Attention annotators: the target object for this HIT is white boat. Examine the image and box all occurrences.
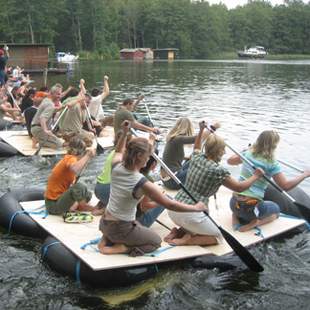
[237,46,267,58]
[56,52,79,63]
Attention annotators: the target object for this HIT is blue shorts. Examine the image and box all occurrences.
[230,195,280,224]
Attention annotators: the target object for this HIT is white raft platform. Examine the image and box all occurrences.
[20,186,305,272]
[0,126,114,156]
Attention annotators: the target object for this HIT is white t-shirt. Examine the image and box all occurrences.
[88,94,104,120]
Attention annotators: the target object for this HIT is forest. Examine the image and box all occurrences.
[0,0,309,59]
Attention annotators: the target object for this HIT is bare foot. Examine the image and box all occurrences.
[91,207,105,216]
[76,203,93,212]
[98,237,107,253]
[32,137,38,149]
[100,243,129,255]
[239,219,259,232]
[169,233,192,245]
[164,227,179,242]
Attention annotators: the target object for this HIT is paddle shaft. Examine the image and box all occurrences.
[278,159,304,173]
[7,88,21,111]
[143,102,154,127]
[131,127,264,272]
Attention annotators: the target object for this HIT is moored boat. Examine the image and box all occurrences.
[237,46,267,58]
[56,52,79,63]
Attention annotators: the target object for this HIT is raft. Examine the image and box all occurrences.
[0,126,114,157]
[42,236,158,287]
[0,184,308,286]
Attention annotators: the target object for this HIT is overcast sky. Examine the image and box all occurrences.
[206,0,304,9]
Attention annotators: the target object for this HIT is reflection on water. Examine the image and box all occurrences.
[1,60,310,309]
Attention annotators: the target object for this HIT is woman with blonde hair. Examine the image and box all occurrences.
[165,122,264,246]
[98,121,208,256]
[228,130,310,232]
[162,117,219,190]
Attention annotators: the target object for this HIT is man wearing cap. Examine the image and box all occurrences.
[31,84,64,149]
[0,45,9,87]
[113,96,160,136]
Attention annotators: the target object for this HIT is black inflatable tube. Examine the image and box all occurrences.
[0,188,47,238]
[264,185,310,222]
[0,141,18,157]
[42,236,158,287]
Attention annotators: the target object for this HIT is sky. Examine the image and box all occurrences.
[205,0,299,9]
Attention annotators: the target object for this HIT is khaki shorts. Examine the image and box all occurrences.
[168,210,221,237]
[31,126,63,149]
[99,218,161,255]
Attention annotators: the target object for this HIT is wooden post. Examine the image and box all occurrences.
[43,68,48,87]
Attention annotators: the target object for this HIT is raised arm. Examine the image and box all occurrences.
[112,120,131,165]
[61,86,73,99]
[133,94,144,109]
[193,121,206,152]
[79,79,86,95]
[101,75,110,100]
[70,148,96,175]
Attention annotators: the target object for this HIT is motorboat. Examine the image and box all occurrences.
[237,46,267,58]
[56,52,79,63]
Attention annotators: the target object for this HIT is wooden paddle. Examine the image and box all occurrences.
[225,143,310,220]
[131,127,264,273]
[143,101,154,127]
[33,106,68,156]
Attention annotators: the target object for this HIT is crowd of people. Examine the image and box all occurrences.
[1,44,310,257]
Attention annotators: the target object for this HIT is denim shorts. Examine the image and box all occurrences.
[230,195,280,224]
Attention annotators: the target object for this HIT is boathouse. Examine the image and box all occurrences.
[153,48,178,60]
[1,43,49,71]
[120,48,153,60]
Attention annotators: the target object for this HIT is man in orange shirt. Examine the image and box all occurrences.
[44,137,96,215]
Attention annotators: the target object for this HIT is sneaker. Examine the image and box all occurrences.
[63,211,94,223]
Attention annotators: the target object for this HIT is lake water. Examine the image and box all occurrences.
[1,59,310,309]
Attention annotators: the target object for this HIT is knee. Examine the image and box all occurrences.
[266,201,280,215]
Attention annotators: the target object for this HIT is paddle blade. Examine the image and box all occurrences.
[294,201,310,221]
[218,226,264,272]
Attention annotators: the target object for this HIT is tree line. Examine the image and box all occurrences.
[0,0,309,59]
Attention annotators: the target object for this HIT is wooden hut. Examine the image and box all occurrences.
[120,48,144,60]
[1,43,49,71]
[153,48,178,60]
[120,48,154,60]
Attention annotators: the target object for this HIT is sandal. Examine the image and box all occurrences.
[63,211,94,223]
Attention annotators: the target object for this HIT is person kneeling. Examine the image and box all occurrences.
[97,121,207,256]
[44,137,96,216]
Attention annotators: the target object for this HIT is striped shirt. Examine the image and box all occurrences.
[238,150,281,200]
